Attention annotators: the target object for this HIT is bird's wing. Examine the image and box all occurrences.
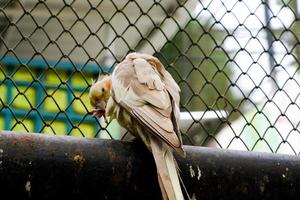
[112,53,183,154]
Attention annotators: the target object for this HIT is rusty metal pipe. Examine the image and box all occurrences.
[0,131,299,200]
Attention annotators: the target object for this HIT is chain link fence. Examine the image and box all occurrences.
[0,0,300,155]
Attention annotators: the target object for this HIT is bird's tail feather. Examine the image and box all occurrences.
[149,136,184,200]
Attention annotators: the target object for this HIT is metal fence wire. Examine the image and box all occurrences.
[0,0,300,155]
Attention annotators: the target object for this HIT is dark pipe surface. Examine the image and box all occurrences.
[0,131,299,200]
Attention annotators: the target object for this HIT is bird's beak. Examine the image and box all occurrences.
[92,109,106,117]
[92,100,106,118]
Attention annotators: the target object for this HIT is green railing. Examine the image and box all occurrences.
[0,55,120,138]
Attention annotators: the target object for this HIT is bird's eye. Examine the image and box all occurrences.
[101,88,105,92]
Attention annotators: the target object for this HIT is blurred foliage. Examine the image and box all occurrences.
[157,20,240,112]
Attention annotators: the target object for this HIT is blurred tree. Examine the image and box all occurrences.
[289,0,300,68]
[157,20,239,112]
[156,19,241,145]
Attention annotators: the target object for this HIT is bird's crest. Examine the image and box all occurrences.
[91,72,110,85]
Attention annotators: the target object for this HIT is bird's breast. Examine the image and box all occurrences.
[112,103,139,138]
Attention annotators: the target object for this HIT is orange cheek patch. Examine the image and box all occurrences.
[105,80,112,90]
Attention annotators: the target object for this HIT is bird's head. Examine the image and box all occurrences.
[89,73,112,117]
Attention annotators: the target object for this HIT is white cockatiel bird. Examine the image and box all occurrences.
[89,52,186,200]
